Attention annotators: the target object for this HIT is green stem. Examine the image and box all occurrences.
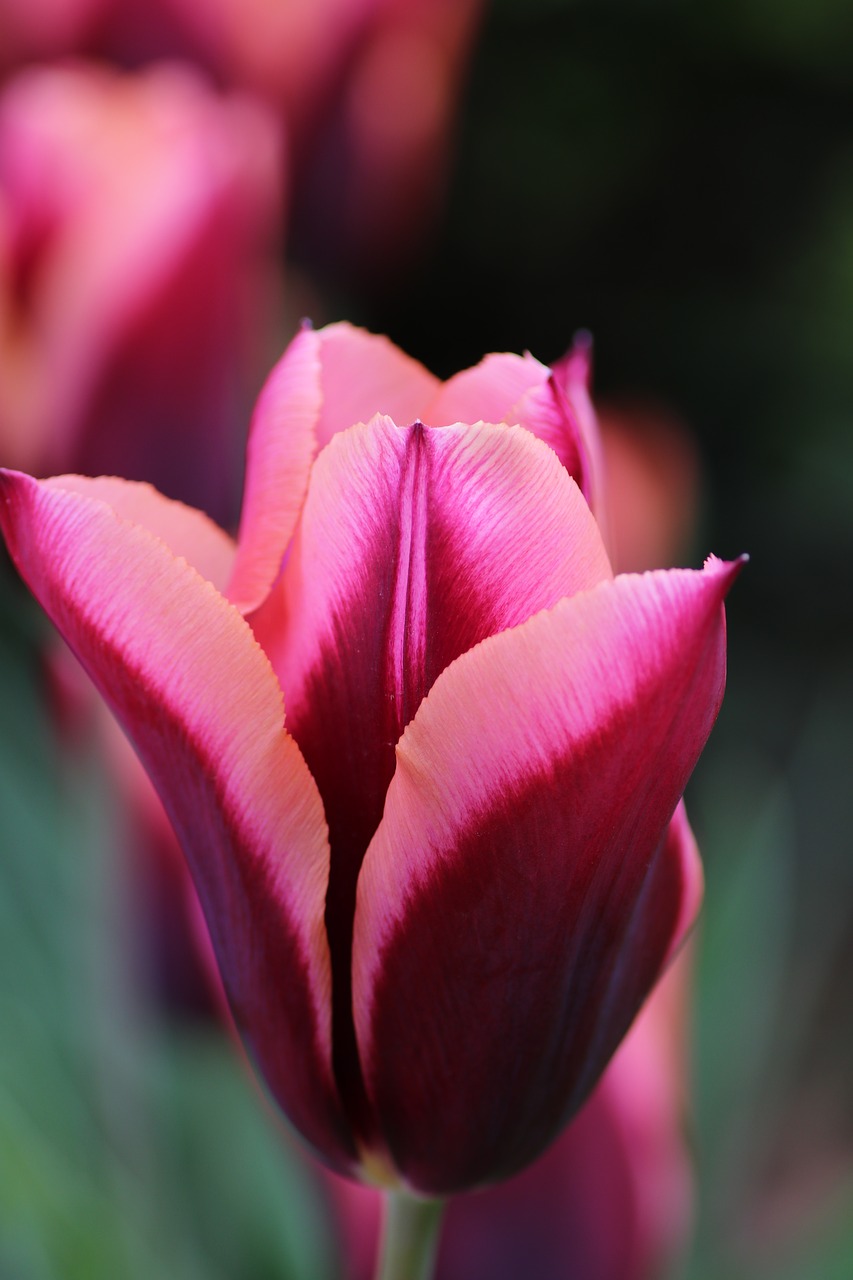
[375,1191,445,1280]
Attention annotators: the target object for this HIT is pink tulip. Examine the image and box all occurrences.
[0,61,282,518]
[129,0,484,148]
[0,321,739,1196]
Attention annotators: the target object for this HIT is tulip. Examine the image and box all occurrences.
[0,321,738,1271]
[0,61,282,520]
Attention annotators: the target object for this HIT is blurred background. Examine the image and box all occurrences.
[1,0,852,1276]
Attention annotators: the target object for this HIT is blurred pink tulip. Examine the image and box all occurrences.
[1,320,738,1197]
[0,0,484,273]
[116,0,485,171]
[0,61,283,519]
[599,399,701,575]
[282,0,486,273]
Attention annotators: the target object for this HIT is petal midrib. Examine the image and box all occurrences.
[389,422,430,731]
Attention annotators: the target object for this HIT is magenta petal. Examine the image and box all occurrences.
[353,558,739,1193]
[227,325,323,613]
[657,800,703,971]
[423,344,605,516]
[45,474,236,592]
[312,322,440,451]
[328,955,693,1280]
[227,322,441,615]
[509,374,601,512]
[256,416,612,1140]
[549,335,607,519]
[424,351,549,430]
[0,469,357,1170]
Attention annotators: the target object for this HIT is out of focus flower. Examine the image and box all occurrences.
[599,398,701,575]
[0,320,738,1199]
[0,0,484,275]
[0,61,283,519]
[113,0,485,248]
[283,0,487,275]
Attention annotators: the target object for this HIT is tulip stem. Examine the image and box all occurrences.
[375,1191,444,1280]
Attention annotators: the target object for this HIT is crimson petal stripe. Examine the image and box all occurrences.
[0,469,357,1171]
[563,798,702,1111]
[353,558,740,1194]
[658,800,703,972]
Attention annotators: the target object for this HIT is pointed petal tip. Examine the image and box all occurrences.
[572,327,594,356]
[556,329,594,388]
[703,552,748,590]
[0,466,33,513]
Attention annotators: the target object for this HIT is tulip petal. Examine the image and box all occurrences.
[312,321,440,451]
[256,416,612,1138]
[45,474,236,592]
[509,373,599,509]
[227,322,441,615]
[353,557,740,1193]
[227,325,323,612]
[424,347,603,511]
[658,800,703,971]
[424,351,548,430]
[0,469,357,1169]
[550,335,607,521]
